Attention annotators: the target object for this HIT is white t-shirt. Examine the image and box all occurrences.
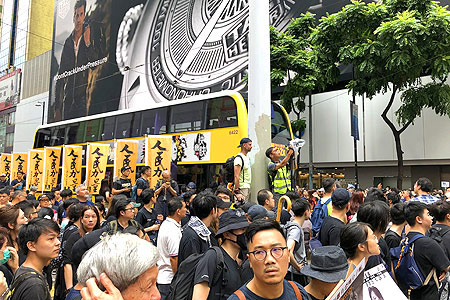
[156,217,182,284]
[234,153,251,189]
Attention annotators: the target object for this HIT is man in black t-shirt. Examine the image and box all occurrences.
[154,170,179,218]
[398,201,450,300]
[318,188,350,246]
[192,209,249,300]
[136,166,151,205]
[12,218,60,300]
[112,166,133,198]
[10,171,25,191]
[428,200,450,260]
[178,192,219,266]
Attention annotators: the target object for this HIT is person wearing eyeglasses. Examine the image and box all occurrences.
[103,199,148,243]
[228,219,308,300]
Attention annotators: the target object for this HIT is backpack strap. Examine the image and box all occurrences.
[236,154,245,181]
[324,197,332,205]
[423,268,439,289]
[211,246,225,285]
[233,290,246,300]
[288,281,303,299]
[9,271,50,299]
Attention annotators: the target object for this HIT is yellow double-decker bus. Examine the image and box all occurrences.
[33,91,293,188]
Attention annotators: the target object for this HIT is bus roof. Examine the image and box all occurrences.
[38,90,244,130]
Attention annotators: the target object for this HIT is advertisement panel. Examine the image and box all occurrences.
[0,70,21,111]
[49,0,144,123]
[49,0,316,123]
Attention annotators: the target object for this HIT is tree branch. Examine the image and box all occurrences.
[381,85,399,134]
[398,119,413,135]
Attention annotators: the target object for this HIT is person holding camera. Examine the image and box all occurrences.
[154,170,179,219]
[265,146,295,200]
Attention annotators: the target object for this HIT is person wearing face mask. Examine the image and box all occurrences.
[0,226,18,290]
[192,209,249,300]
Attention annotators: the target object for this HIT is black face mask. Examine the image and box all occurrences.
[227,232,247,251]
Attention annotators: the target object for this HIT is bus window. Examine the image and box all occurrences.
[116,113,141,139]
[34,129,51,148]
[271,103,292,145]
[101,116,115,141]
[141,107,167,135]
[131,112,141,137]
[170,102,203,133]
[76,122,87,143]
[65,123,79,144]
[50,127,65,146]
[85,119,103,142]
[206,97,238,129]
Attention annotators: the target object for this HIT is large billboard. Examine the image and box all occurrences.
[50,0,402,123]
[0,69,20,111]
[49,0,143,123]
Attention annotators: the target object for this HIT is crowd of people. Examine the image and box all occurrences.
[0,140,449,300]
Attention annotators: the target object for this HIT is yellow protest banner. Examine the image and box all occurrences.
[0,154,12,180]
[27,150,44,191]
[62,146,83,193]
[86,144,109,194]
[114,140,138,185]
[42,147,62,191]
[11,153,28,183]
[145,136,172,188]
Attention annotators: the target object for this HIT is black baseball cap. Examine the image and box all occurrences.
[238,138,252,148]
[121,166,131,173]
[331,188,351,207]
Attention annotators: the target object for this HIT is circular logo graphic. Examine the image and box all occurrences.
[119,0,311,108]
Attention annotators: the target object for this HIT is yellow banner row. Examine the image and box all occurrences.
[0,136,172,193]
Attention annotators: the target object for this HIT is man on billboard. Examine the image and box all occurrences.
[55,0,102,120]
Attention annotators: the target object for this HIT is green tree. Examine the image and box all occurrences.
[270,13,329,136]
[312,0,450,188]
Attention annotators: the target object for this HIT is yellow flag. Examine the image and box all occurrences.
[145,136,172,188]
[62,146,83,193]
[27,150,44,190]
[0,154,12,180]
[11,153,28,182]
[43,147,62,192]
[86,144,110,194]
[114,140,138,185]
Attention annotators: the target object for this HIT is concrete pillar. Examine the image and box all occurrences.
[248,0,272,202]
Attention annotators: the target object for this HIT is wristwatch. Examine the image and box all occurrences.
[116,0,311,109]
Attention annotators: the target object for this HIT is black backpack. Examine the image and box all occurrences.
[428,225,450,257]
[167,247,225,300]
[223,155,244,184]
[6,271,50,300]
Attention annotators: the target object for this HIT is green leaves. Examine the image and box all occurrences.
[270,0,450,136]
